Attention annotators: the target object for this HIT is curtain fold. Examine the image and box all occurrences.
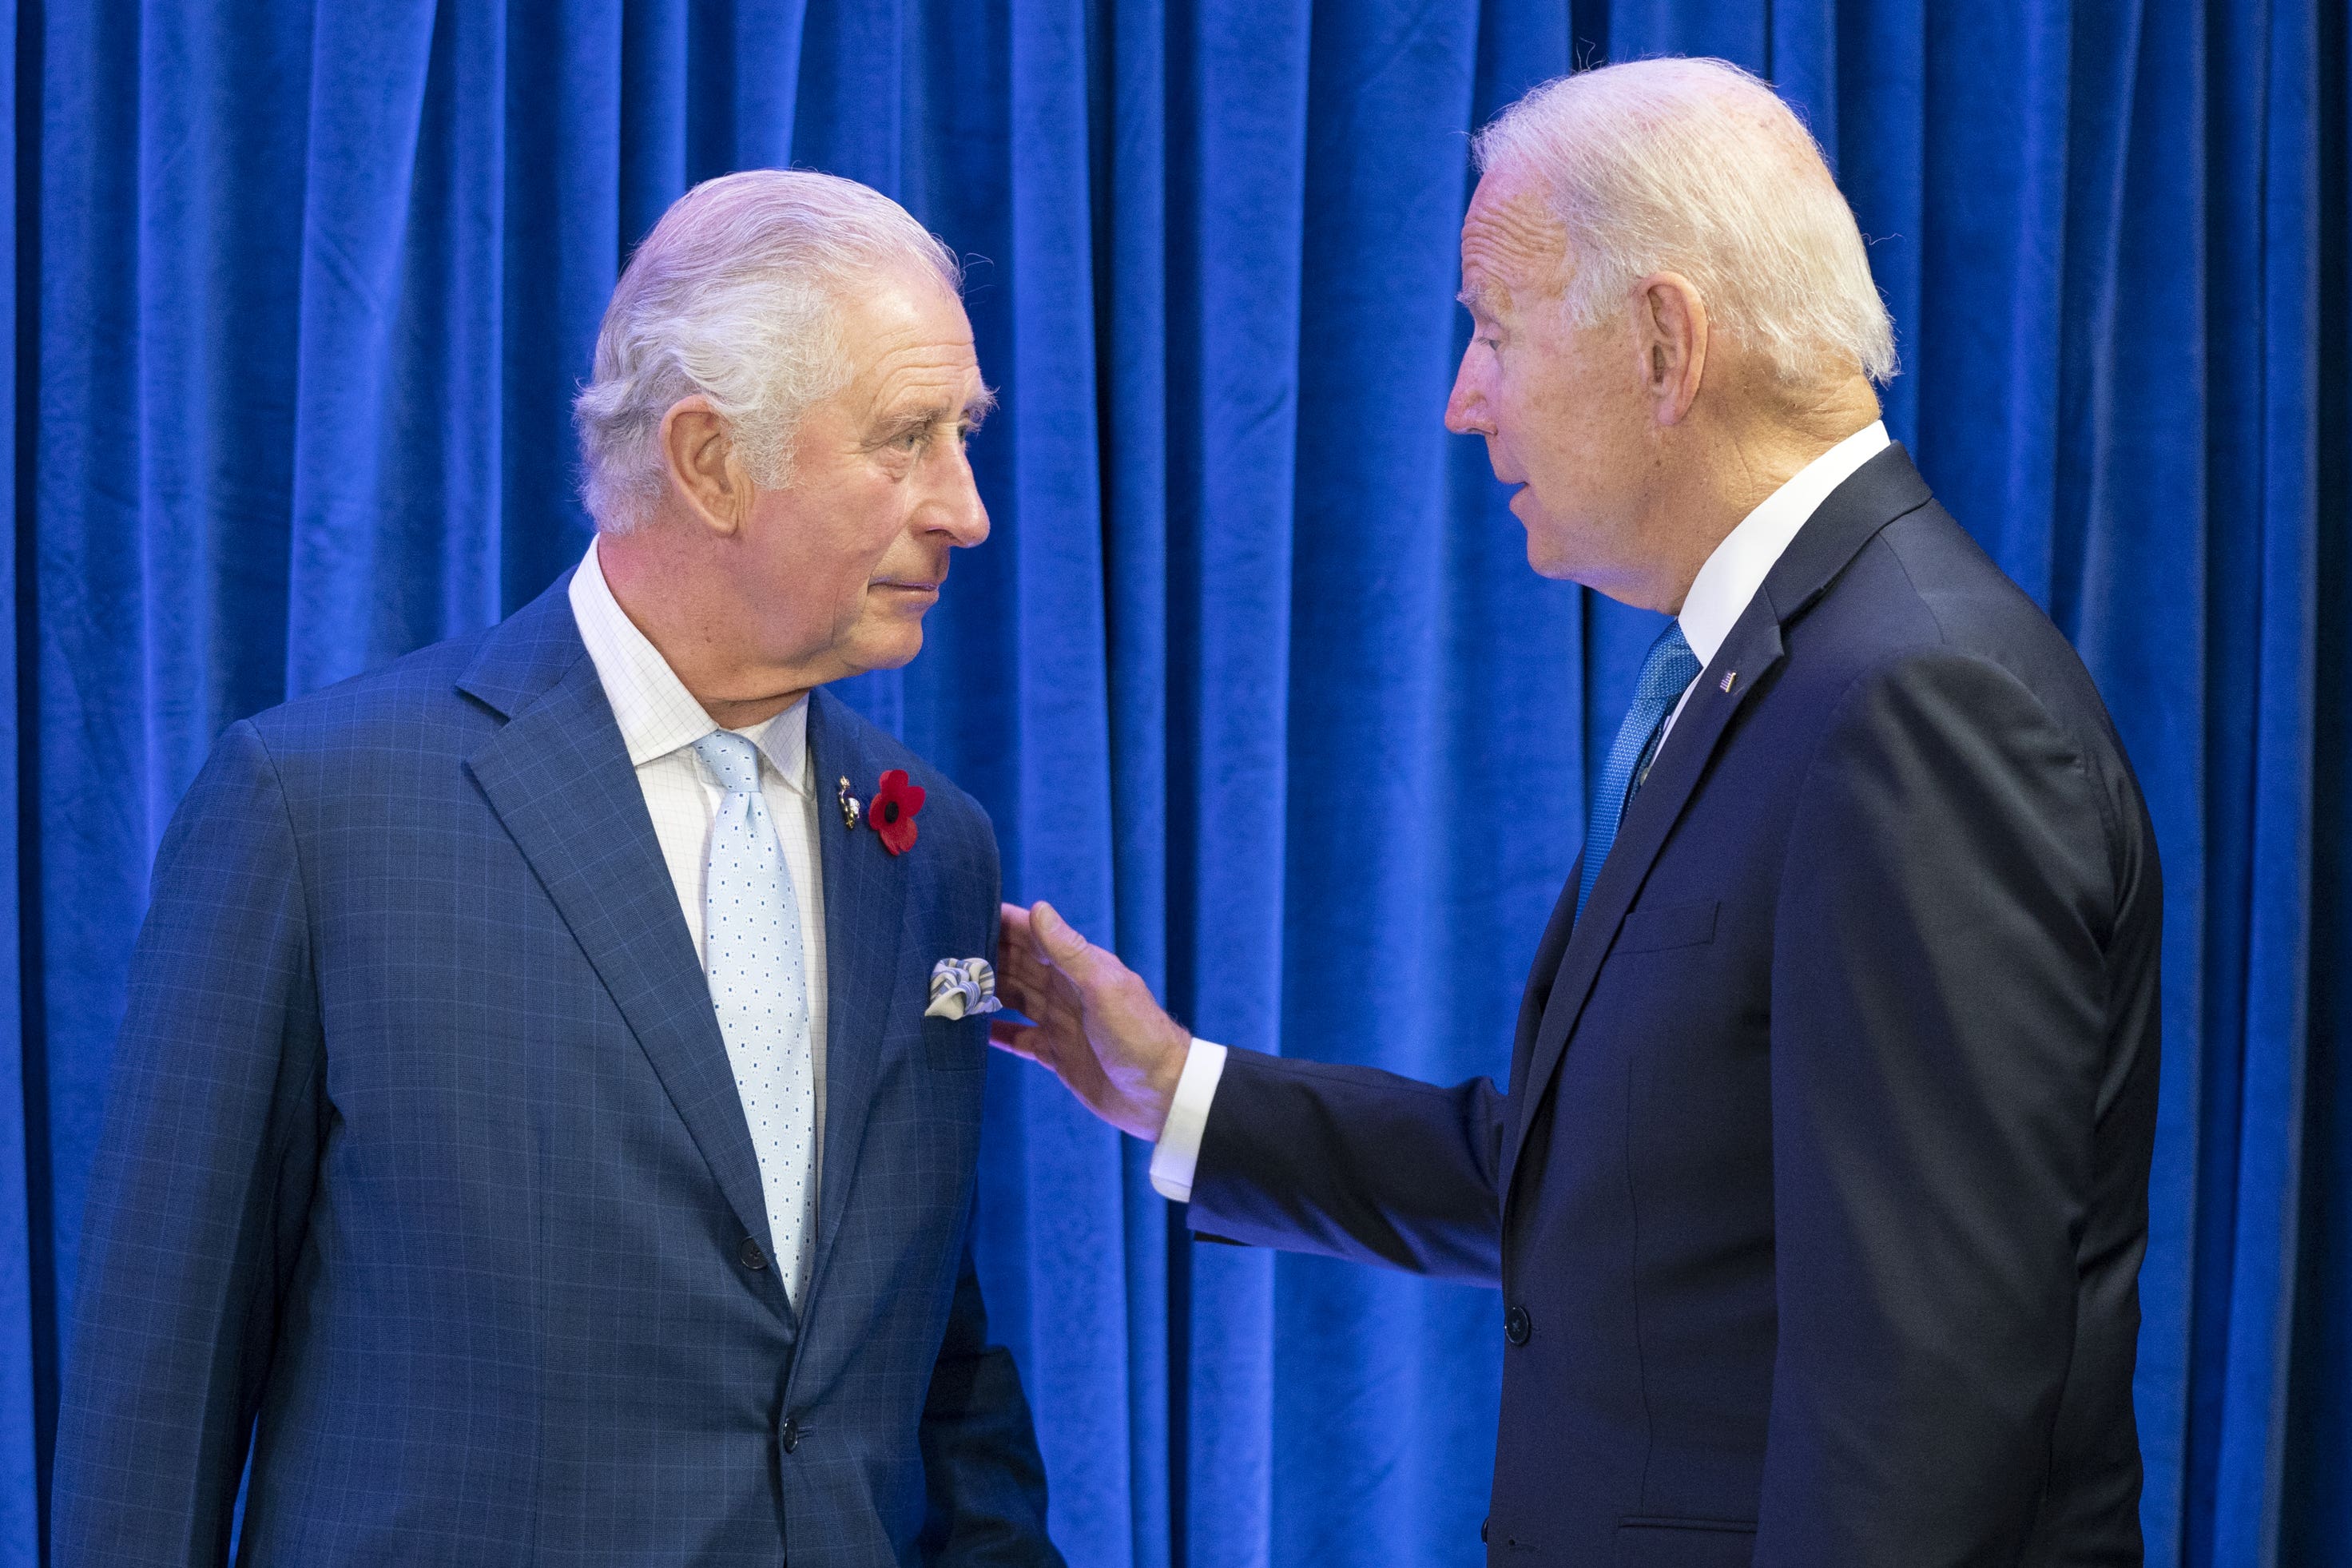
[7,2,2345,1565]
[0,0,29,1555]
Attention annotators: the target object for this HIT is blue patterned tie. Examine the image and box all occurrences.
[1576,623,1702,923]
[693,730,817,1306]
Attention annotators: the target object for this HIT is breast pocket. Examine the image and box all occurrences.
[1612,898,1719,955]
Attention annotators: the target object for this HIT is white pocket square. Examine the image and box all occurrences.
[926,957,1003,1020]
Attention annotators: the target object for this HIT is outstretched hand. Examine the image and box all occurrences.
[989,901,1193,1141]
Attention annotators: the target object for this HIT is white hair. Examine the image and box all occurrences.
[1472,58,1897,388]
[574,169,963,533]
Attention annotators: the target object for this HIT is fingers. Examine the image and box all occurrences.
[996,903,1032,967]
[1027,900,1093,971]
[994,907,1055,1002]
[988,1018,1042,1061]
[995,933,1047,992]
[995,982,1048,1029]
[996,899,1111,1033]
[991,935,1055,1013]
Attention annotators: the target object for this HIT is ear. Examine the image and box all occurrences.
[1634,272,1709,428]
[659,395,753,537]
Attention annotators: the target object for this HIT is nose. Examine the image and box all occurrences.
[1444,346,1489,436]
[926,438,991,548]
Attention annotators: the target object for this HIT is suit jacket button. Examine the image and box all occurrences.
[1504,1305,1531,1346]
[739,1237,768,1271]
[781,1417,802,1453]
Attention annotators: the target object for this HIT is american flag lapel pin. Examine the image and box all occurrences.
[1719,670,1738,693]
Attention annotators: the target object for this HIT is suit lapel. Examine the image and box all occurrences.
[1499,444,1940,1197]
[1502,867,1583,1124]
[801,689,910,1308]
[457,581,782,1279]
[1500,609,1785,1195]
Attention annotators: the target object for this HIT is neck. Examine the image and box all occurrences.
[1640,375,1879,615]
[596,524,812,730]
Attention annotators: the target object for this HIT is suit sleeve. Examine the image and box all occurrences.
[1182,867,1581,1280]
[1185,1052,1510,1282]
[51,720,326,1566]
[1756,650,2124,1565]
[916,1229,1063,1565]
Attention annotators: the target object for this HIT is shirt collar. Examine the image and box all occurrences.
[567,538,810,793]
[1675,420,1891,670]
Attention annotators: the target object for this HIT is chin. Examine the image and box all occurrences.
[1520,500,1605,584]
[1524,536,1584,582]
[846,626,926,674]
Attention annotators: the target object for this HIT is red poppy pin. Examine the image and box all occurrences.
[868,769,925,856]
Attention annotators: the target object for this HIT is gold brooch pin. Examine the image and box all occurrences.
[836,776,861,829]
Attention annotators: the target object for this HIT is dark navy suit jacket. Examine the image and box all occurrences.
[54,578,1061,1566]
[1190,448,2161,1567]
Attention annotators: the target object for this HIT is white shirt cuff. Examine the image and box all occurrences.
[1147,1038,1230,1202]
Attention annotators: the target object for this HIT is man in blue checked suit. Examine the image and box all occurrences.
[54,172,1061,1566]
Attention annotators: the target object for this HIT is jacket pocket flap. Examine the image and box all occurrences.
[1613,899,1719,955]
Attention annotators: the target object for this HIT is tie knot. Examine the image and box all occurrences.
[693,730,764,796]
[1637,623,1702,703]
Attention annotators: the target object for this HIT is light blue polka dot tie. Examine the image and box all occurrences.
[1576,622,1702,923]
[693,730,816,1307]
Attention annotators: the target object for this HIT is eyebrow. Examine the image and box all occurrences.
[864,386,999,448]
[1456,282,1500,318]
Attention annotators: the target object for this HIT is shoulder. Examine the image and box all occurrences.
[1810,641,2083,780]
[1790,511,2096,786]
[238,625,504,767]
[1779,510,2149,877]
[1786,501,2133,784]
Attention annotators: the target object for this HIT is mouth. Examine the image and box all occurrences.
[870,578,943,602]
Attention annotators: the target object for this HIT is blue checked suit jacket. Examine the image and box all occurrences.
[53,577,1062,1566]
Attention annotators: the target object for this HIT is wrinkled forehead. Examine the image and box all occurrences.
[1457,165,1571,318]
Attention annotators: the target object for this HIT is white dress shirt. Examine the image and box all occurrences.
[569,540,831,1196]
[1148,422,1893,1201]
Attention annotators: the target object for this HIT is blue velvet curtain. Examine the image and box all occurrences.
[6,1,2345,1564]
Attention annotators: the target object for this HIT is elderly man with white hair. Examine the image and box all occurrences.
[998,58,2159,1566]
[54,171,1063,1566]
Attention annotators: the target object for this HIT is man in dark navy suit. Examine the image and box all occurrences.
[55,172,1061,1565]
[994,58,2159,1567]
